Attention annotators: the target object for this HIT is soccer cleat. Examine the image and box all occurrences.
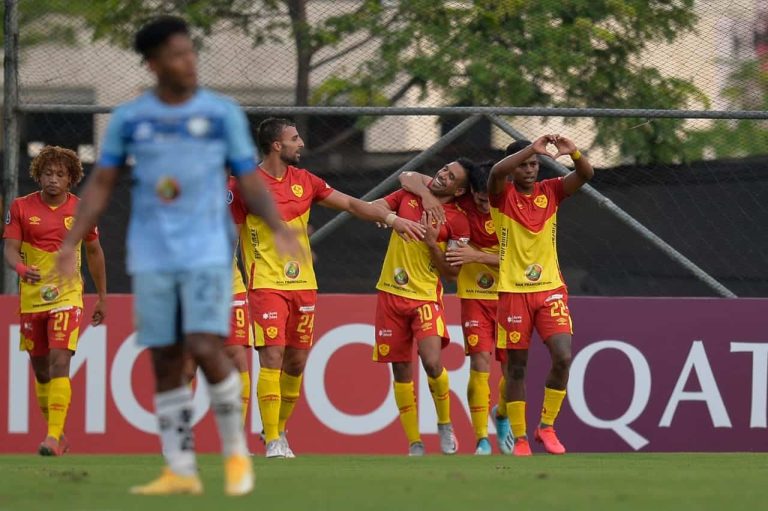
[129,467,203,495]
[408,441,425,456]
[279,432,296,458]
[513,437,533,457]
[38,436,62,456]
[224,454,254,496]
[265,439,286,458]
[437,423,459,455]
[474,437,492,456]
[492,405,514,455]
[59,433,71,454]
[535,426,566,454]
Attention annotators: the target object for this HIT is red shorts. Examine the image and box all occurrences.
[19,307,83,356]
[374,291,449,363]
[226,293,252,347]
[496,287,573,350]
[461,298,497,355]
[248,289,317,350]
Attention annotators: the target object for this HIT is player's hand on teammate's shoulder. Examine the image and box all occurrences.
[445,242,477,266]
[392,216,426,242]
[91,298,106,326]
[420,211,440,246]
[273,223,307,261]
[420,192,446,225]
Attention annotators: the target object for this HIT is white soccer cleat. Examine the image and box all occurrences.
[437,423,459,455]
[265,439,285,458]
[279,432,295,458]
[408,441,425,456]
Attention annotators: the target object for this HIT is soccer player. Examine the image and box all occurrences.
[371,159,473,456]
[56,17,299,496]
[3,146,107,456]
[231,117,425,459]
[400,162,514,455]
[488,135,594,456]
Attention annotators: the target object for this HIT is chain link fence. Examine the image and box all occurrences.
[2,0,768,297]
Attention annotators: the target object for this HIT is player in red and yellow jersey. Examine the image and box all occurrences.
[372,159,474,456]
[400,162,514,455]
[2,146,107,456]
[231,118,424,458]
[489,135,593,456]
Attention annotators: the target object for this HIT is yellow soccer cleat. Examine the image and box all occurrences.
[129,467,203,496]
[224,455,254,496]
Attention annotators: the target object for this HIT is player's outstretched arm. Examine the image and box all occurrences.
[446,244,499,267]
[489,135,554,194]
[422,211,460,281]
[58,168,120,279]
[553,135,594,195]
[321,191,426,241]
[84,238,107,325]
[399,172,446,225]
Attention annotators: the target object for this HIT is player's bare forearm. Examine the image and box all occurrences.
[85,240,108,299]
[476,251,499,267]
[3,239,23,269]
[64,168,118,249]
[347,197,393,223]
[426,242,459,281]
[399,172,431,198]
[238,170,285,232]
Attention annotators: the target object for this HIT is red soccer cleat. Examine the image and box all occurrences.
[38,436,63,456]
[512,437,532,457]
[59,433,70,454]
[535,426,566,454]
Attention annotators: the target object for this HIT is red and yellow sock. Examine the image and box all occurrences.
[239,371,251,428]
[507,401,526,439]
[278,372,303,433]
[467,370,490,440]
[34,379,50,424]
[428,368,451,425]
[257,367,281,443]
[496,376,508,418]
[47,377,71,440]
[540,387,567,427]
[393,381,420,444]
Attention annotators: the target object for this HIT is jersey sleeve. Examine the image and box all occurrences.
[448,209,471,242]
[97,107,127,169]
[2,199,23,240]
[308,171,334,202]
[383,189,407,211]
[544,177,567,205]
[227,178,248,224]
[489,181,513,208]
[223,102,258,177]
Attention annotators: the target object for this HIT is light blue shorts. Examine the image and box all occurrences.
[132,265,231,347]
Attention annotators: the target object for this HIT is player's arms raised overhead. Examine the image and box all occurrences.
[446,244,499,267]
[3,238,41,283]
[399,171,446,225]
[320,190,426,242]
[421,211,460,281]
[552,135,594,195]
[57,167,120,279]
[84,238,107,325]
[489,135,554,194]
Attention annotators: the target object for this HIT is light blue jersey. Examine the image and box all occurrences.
[98,88,256,274]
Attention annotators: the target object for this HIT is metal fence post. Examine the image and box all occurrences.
[3,0,20,294]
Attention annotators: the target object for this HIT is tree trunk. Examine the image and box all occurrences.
[286,0,312,144]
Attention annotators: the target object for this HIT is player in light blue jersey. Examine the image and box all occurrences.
[57,17,300,497]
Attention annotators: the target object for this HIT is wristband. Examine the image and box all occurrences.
[14,262,28,277]
[385,213,398,227]
[571,150,582,161]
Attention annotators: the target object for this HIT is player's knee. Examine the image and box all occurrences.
[509,363,527,381]
[552,353,572,375]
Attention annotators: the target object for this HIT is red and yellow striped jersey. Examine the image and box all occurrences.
[231,166,333,291]
[490,178,567,293]
[455,194,499,300]
[376,189,470,301]
[3,192,98,313]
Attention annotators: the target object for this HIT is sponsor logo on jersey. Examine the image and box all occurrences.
[299,305,315,313]
[29,216,41,225]
[284,261,300,280]
[476,272,495,290]
[408,199,418,209]
[524,263,543,282]
[4,210,10,225]
[464,320,480,328]
[393,267,409,286]
[262,311,278,320]
[378,329,393,338]
[40,285,60,302]
[156,177,181,202]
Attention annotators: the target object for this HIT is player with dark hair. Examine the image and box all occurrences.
[372,159,473,455]
[234,117,425,458]
[488,135,593,456]
[3,145,107,456]
[57,17,300,496]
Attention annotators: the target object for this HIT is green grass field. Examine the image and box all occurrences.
[0,453,765,511]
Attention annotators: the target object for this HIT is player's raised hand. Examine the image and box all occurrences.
[56,245,78,281]
[553,135,578,160]
[420,192,446,225]
[273,224,307,261]
[420,211,440,246]
[531,134,557,157]
[393,216,426,242]
[446,243,479,266]
[91,298,106,326]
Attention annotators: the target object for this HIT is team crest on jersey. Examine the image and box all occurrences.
[29,216,41,225]
[156,176,181,202]
[509,331,521,343]
[133,122,154,141]
[484,219,495,234]
[378,344,390,356]
[266,326,279,339]
[524,263,543,282]
[291,184,304,198]
[534,194,548,208]
[467,334,479,347]
[187,117,210,137]
[64,216,74,230]
[40,285,60,303]
[284,261,300,280]
[393,267,409,286]
[476,272,495,290]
